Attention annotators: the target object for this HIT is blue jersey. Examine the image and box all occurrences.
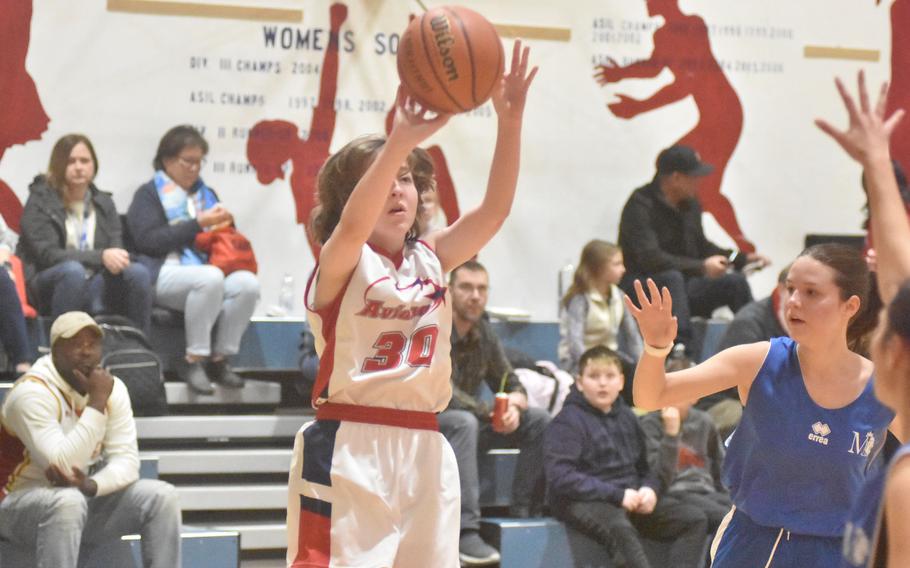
[723,337,893,537]
[841,444,910,567]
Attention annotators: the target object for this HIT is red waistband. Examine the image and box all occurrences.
[315,402,439,431]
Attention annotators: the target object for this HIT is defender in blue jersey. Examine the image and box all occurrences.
[840,284,910,568]
[625,243,898,567]
[815,69,910,568]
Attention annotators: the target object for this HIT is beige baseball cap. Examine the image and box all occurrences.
[49,311,103,347]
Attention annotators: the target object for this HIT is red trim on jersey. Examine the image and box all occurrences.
[307,270,350,406]
[316,402,439,431]
[415,239,435,253]
[290,509,331,567]
[416,238,451,273]
[367,242,404,268]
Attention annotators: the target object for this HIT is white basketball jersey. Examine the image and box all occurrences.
[306,241,452,412]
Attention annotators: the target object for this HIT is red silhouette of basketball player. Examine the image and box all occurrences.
[0,0,50,232]
[247,3,347,259]
[595,0,754,253]
[884,0,910,164]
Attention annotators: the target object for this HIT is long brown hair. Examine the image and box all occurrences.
[561,240,622,308]
[46,134,98,194]
[310,135,435,244]
[797,243,870,351]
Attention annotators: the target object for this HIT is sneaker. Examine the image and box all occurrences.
[206,359,244,389]
[459,530,500,566]
[181,360,214,395]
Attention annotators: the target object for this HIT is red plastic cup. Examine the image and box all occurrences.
[492,392,509,430]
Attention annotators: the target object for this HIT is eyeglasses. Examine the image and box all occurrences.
[455,283,489,295]
[178,156,206,169]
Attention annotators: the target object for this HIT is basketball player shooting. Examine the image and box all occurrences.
[286,38,536,568]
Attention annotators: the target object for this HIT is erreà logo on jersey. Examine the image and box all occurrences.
[808,421,831,445]
[356,276,447,320]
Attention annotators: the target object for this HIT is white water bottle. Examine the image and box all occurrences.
[558,263,574,302]
[278,273,295,316]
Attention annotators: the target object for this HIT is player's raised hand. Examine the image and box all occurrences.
[389,86,451,149]
[492,39,538,122]
[624,278,678,350]
[815,70,904,166]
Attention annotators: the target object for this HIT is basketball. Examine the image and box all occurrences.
[397,6,504,114]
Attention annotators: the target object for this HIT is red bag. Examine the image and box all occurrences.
[7,254,37,318]
[194,227,258,275]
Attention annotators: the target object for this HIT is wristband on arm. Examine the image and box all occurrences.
[643,342,673,358]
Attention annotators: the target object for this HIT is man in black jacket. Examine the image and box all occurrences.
[618,145,769,349]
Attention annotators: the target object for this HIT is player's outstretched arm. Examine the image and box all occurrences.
[625,278,766,410]
[314,92,450,308]
[433,39,538,272]
[816,70,909,304]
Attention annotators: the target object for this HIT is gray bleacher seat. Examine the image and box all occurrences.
[481,517,710,568]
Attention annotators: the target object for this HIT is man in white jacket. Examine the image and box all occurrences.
[0,311,180,567]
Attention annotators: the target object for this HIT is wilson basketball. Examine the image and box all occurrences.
[397,6,504,114]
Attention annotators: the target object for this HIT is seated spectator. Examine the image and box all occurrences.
[440,260,550,566]
[640,384,731,534]
[544,345,707,568]
[127,125,260,394]
[0,311,181,567]
[559,239,642,404]
[0,213,31,374]
[17,134,152,332]
[694,265,790,438]
[618,144,770,353]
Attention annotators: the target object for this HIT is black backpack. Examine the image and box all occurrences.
[96,316,168,417]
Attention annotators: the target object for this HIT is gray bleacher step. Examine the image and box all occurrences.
[164,379,281,405]
[142,448,293,474]
[136,414,306,440]
[1,526,241,567]
[176,483,287,511]
[186,521,286,551]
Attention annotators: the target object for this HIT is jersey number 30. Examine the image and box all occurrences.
[362,325,439,372]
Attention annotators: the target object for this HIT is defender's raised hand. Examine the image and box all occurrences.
[815,70,905,166]
[624,278,678,351]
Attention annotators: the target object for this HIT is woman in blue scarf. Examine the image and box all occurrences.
[127,125,259,394]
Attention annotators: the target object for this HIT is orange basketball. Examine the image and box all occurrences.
[397,6,504,114]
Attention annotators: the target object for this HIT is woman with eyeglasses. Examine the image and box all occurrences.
[18,134,152,333]
[127,125,259,394]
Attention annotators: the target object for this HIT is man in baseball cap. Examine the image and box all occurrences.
[619,145,768,353]
[655,145,715,178]
[49,310,103,347]
[0,311,181,566]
